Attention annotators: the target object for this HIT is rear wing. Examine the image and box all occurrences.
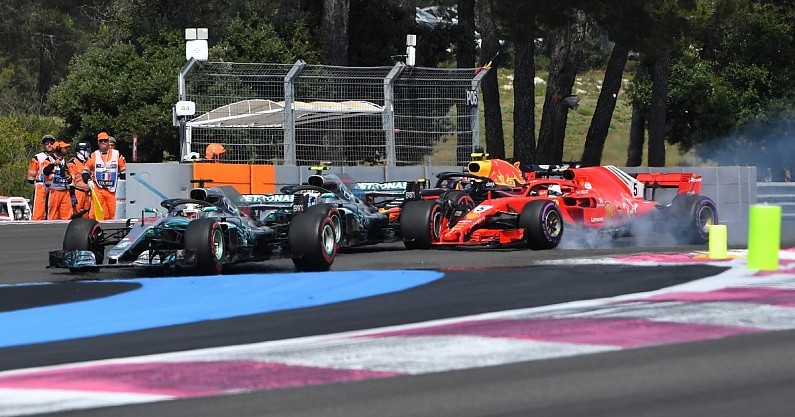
[634,172,703,195]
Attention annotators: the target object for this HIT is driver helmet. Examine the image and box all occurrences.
[459,176,474,189]
[75,141,92,162]
[182,203,201,219]
[548,184,563,196]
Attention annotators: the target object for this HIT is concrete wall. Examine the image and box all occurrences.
[273,165,463,191]
[124,163,761,246]
[124,163,193,217]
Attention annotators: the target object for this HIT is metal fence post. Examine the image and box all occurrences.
[283,60,306,165]
[178,58,198,159]
[470,67,490,153]
[383,62,405,166]
[178,58,198,100]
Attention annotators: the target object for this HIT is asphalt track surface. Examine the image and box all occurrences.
[1,222,794,417]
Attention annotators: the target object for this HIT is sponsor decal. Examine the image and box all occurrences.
[590,217,604,223]
[583,182,592,189]
[356,182,408,192]
[245,194,293,203]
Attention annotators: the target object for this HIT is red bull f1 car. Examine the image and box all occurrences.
[401,157,717,250]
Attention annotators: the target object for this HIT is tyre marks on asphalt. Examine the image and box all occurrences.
[2,250,795,416]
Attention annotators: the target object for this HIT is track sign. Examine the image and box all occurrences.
[466,89,479,106]
[175,101,196,117]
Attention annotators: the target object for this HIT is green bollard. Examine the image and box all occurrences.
[747,204,781,270]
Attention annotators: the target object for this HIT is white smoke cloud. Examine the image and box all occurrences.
[694,115,795,182]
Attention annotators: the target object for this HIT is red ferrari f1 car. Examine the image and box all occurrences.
[400,157,717,250]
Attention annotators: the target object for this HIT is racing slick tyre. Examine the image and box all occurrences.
[518,200,564,250]
[305,203,343,245]
[289,211,338,272]
[441,191,475,227]
[401,199,442,250]
[670,194,718,245]
[63,218,104,273]
[184,218,225,274]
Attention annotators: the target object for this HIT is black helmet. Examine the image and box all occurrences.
[75,141,92,162]
[41,135,56,145]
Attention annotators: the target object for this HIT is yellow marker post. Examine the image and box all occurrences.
[708,224,728,259]
[747,204,781,270]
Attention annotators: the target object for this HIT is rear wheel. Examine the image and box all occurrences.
[289,212,337,272]
[63,218,104,272]
[184,218,225,274]
[670,194,717,244]
[401,200,442,249]
[518,200,563,250]
[305,203,343,245]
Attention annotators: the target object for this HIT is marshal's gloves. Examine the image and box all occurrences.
[82,172,91,184]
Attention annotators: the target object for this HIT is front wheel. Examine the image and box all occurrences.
[518,200,563,250]
[184,218,225,274]
[63,217,104,272]
[401,200,442,249]
[289,212,338,272]
[441,190,475,228]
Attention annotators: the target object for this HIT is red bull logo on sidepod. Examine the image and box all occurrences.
[467,159,526,187]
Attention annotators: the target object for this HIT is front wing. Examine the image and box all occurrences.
[48,249,200,271]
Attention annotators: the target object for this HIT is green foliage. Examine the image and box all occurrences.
[47,32,185,162]
[665,0,795,164]
[666,47,741,150]
[715,1,795,93]
[211,16,320,64]
[0,115,63,199]
[0,0,91,114]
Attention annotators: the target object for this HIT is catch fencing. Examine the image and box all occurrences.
[178,59,488,166]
